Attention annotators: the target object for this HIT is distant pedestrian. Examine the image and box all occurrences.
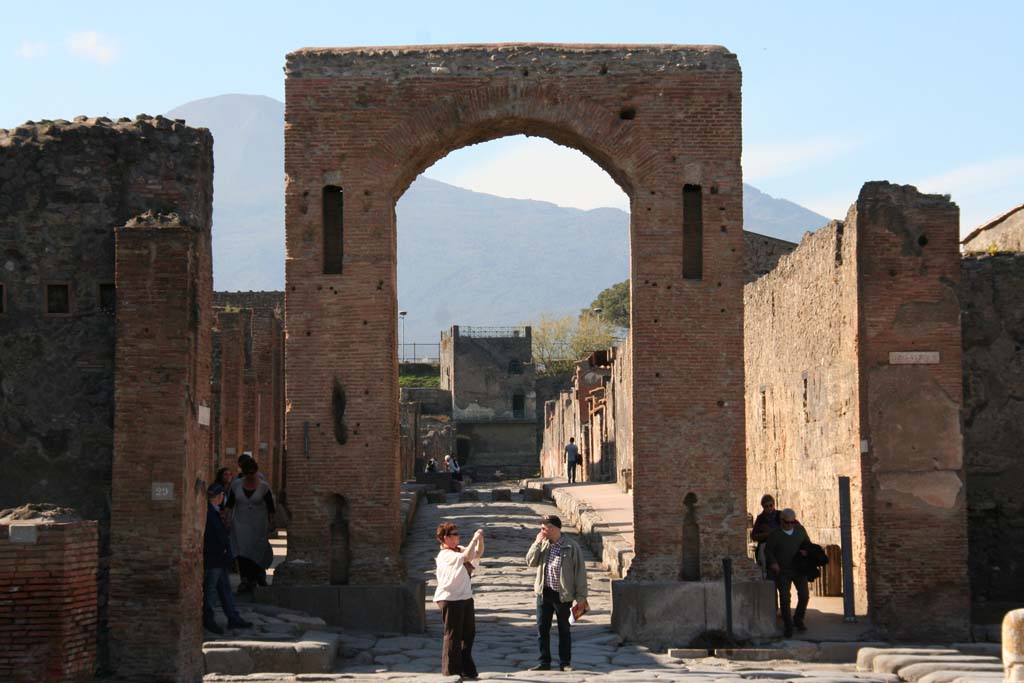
[526,515,588,672]
[425,458,438,473]
[444,454,463,482]
[433,522,484,680]
[750,494,781,575]
[227,458,276,592]
[564,438,579,483]
[765,507,811,638]
[203,483,252,634]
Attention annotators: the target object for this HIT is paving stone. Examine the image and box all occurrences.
[897,662,1003,682]
[670,648,713,659]
[816,643,890,664]
[261,622,301,635]
[919,670,1006,683]
[374,653,412,664]
[204,646,255,675]
[856,649,959,672]
[872,655,998,674]
[492,489,513,502]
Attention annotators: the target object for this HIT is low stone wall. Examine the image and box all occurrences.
[0,517,98,682]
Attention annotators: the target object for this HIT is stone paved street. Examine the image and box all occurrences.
[207,486,905,682]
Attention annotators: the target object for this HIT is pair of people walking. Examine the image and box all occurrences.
[431,514,589,678]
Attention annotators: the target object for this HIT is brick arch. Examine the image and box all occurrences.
[373,81,663,202]
[282,46,751,624]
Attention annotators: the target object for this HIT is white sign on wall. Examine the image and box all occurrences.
[889,351,940,365]
[197,405,211,426]
[151,482,174,501]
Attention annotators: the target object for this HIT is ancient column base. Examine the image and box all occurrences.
[253,580,426,634]
[611,579,777,648]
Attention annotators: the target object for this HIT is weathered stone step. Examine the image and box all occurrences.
[203,630,340,675]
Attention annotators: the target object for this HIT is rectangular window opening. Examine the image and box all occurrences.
[682,184,704,280]
[759,388,768,431]
[802,374,809,423]
[99,283,116,315]
[45,283,71,316]
[0,283,5,315]
[512,394,525,419]
[323,185,344,274]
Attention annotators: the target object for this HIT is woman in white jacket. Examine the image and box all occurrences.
[433,522,484,679]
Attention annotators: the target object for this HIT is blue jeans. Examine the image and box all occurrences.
[536,587,572,666]
[204,566,242,623]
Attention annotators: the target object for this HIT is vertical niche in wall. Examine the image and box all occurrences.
[327,494,351,585]
[680,492,701,580]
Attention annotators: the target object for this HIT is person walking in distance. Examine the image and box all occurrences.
[525,515,588,672]
[564,437,579,483]
[765,507,811,638]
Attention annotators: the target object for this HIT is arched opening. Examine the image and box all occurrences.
[396,132,631,483]
[326,494,351,585]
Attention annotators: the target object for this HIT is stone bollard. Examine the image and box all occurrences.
[491,488,512,502]
[1004,608,1024,682]
[521,488,544,503]
[459,490,481,502]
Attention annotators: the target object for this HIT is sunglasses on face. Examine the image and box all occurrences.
[448,531,460,537]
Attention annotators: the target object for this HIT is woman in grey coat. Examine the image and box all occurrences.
[227,458,276,592]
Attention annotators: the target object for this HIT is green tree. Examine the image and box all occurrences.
[586,279,630,329]
[531,312,617,376]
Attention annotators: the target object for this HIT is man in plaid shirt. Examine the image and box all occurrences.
[525,515,589,671]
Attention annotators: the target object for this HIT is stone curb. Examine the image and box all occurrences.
[518,478,633,578]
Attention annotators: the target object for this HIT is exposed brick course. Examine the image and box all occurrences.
[284,43,748,583]
[0,519,98,682]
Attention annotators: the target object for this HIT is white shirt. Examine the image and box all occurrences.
[433,537,483,602]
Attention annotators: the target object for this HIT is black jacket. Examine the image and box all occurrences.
[203,503,234,569]
[793,541,829,580]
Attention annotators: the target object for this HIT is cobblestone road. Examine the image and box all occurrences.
[208,487,899,682]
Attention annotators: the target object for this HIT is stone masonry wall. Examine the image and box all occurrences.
[0,518,98,683]
[960,254,1024,604]
[962,205,1024,254]
[743,230,798,282]
[744,219,868,612]
[0,116,213,678]
[743,182,969,641]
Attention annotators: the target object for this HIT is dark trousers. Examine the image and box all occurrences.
[237,556,267,588]
[566,461,577,483]
[776,571,809,628]
[437,598,477,677]
[537,587,572,666]
[203,566,242,624]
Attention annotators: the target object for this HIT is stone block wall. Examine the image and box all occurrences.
[962,204,1024,254]
[0,116,214,677]
[960,254,1024,604]
[441,326,536,421]
[0,517,98,682]
[743,230,798,282]
[743,182,969,641]
[744,219,866,610]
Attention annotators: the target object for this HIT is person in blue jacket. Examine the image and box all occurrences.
[203,483,252,634]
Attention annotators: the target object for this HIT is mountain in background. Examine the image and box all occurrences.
[168,94,830,343]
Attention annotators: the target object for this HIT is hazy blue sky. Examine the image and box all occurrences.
[3,1,1021,231]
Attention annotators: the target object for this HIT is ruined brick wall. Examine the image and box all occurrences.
[0,116,213,676]
[110,209,213,679]
[856,183,968,640]
[215,291,285,486]
[0,517,98,683]
[609,336,633,491]
[962,204,1024,254]
[744,219,867,611]
[284,44,747,583]
[743,182,969,640]
[743,231,798,282]
[960,254,1024,604]
[539,346,631,486]
[445,327,535,421]
[216,309,250,469]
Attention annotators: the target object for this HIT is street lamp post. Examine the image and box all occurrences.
[399,310,407,362]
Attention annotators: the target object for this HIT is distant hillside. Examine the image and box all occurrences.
[168,94,828,342]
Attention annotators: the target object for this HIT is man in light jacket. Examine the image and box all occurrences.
[525,514,589,672]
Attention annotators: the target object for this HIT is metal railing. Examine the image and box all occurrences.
[399,343,440,362]
[459,326,529,338]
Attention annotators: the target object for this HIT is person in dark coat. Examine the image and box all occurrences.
[203,483,252,634]
[750,494,781,576]
[764,507,811,638]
